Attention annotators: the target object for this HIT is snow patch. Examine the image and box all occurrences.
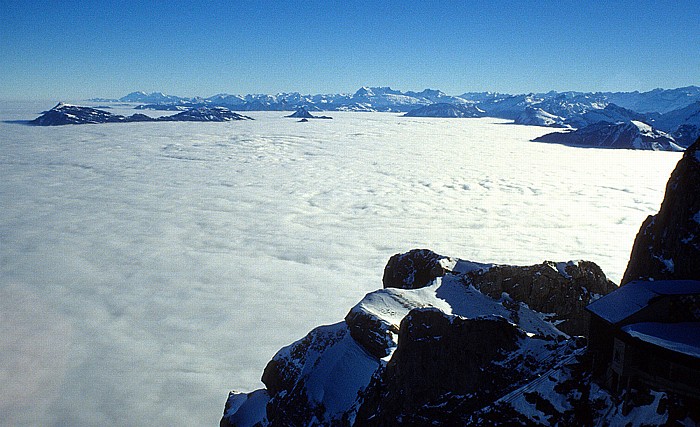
[622,322,700,358]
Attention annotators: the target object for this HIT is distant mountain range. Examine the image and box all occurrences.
[92,86,700,116]
[88,86,700,144]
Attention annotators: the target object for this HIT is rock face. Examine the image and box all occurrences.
[381,249,451,290]
[221,249,619,426]
[257,322,378,426]
[355,309,528,425]
[381,250,615,336]
[533,120,683,151]
[622,137,700,284]
[403,102,484,118]
[30,103,252,125]
[466,261,616,336]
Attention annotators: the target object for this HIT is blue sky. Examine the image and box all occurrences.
[1,0,699,100]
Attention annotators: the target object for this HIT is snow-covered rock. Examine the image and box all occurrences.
[30,104,252,125]
[654,101,700,135]
[573,103,659,129]
[160,106,253,122]
[119,91,188,104]
[403,102,485,118]
[533,121,683,151]
[221,253,615,426]
[476,93,544,120]
[515,107,569,128]
[96,86,700,123]
[29,103,155,125]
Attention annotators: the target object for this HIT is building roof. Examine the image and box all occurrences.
[622,322,700,359]
[586,280,700,325]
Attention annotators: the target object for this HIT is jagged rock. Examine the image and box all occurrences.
[383,249,615,336]
[465,260,616,336]
[221,390,269,427]
[533,121,683,151]
[354,308,575,426]
[382,249,450,290]
[622,137,700,284]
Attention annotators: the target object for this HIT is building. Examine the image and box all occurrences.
[586,280,700,398]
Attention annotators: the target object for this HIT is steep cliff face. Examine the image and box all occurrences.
[622,137,700,284]
[221,253,614,426]
[465,261,616,336]
[354,309,579,426]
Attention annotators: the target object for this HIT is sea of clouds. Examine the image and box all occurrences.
[0,104,681,425]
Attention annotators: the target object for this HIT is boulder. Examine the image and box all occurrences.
[382,249,450,290]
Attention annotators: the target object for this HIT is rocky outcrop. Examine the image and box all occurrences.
[465,261,616,336]
[533,120,683,151]
[354,308,585,426]
[622,137,700,284]
[403,103,485,118]
[355,310,521,425]
[258,322,378,426]
[30,103,252,126]
[381,249,451,290]
[221,248,619,426]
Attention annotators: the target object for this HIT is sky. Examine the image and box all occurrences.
[1,0,699,100]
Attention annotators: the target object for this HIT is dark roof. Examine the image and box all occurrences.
[622,322,700,359]
[586,280,700,325]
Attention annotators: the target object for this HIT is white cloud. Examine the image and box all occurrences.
[0,107,681,425]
